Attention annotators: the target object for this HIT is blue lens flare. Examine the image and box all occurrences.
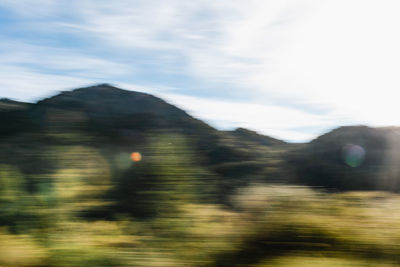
[342,144,366,167]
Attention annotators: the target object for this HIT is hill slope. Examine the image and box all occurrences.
[0,84,290,207]
[290,125,400,191]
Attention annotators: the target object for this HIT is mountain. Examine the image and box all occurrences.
[0,84,290,207]
[289,125,400,191]
[24,84,288,163]
[3,83,400,221]
[21,84,215,138]
[5,84,400,198]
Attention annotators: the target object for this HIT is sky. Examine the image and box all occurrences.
[1,0,400,142]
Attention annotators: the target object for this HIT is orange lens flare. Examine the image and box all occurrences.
[130,152,142,162]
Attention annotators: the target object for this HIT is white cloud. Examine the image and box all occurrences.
[0,42,133,77]
[0,40,136,101]
[67,1,400,121]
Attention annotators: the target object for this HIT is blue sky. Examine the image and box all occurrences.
[1,0,400,142]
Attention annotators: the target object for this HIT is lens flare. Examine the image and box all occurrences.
[342,144,366,167]
[130,152,142,162]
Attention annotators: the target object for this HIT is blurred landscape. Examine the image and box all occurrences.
[2,83,400,266]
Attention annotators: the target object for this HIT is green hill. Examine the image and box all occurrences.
[0,84,290,212]
[290,125,400,191]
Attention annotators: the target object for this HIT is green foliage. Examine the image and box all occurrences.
[0,164,24,203]
[4,174,400,266]
[113,134,216,219]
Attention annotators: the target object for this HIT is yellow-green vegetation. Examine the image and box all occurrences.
[4,180,400,266]
[0,230,48,266]
[256,256,396,267]
[3,133,400,266]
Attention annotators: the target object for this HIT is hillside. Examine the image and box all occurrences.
[0,84,290,207]
[290,125,400,191]
[0,98,31,111]
[227,128,286,147]
[4,84,400,196]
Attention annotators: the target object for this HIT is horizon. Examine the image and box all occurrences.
[1,1,400,141]
[3,82,383,143]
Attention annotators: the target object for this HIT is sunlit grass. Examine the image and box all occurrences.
[5,141,400,266]
[5,186,400,266]
[256,255,396,267]
[0,230,48,266]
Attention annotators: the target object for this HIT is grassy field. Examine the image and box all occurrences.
[3,182,400,266]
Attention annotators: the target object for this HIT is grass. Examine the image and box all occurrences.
[5,184,400,266]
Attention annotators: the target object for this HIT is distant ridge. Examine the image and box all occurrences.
[290,125,400,191]
[37,83,190,118]
[3,83,400,197]
[0,84,290,199]
[230,127,286,146]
